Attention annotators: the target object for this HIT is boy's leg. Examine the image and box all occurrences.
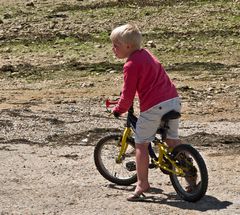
[166,118,181,148]
[166,138,181,148]
[134,142,150,194]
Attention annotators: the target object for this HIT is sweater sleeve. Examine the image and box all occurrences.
[113,61,138,114]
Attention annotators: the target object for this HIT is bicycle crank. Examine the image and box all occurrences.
[126,161,156,172]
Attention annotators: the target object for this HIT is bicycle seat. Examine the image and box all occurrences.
[161,110,181,122]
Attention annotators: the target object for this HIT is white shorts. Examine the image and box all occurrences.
[135,97,181,144]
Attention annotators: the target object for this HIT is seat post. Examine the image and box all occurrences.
[161,121,169,142]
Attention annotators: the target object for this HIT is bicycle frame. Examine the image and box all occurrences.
[153,142,184,176]
[117,126,185,176]
[106,99,185,177]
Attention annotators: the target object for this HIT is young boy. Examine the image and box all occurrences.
[110,23,181,201]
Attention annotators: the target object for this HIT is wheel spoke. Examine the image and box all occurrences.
[170,144,208,202]
[94,134,137,185]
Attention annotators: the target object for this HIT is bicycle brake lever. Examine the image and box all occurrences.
[105,99,119,108]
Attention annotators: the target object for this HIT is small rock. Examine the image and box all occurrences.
[0,19,3,24]
[50,118,64,125]
[146,40,156,48]
[81,138,89,145]
[53,100,63,104]
[207,87,214,92]
[55,52,63,58]
[178,85,191,91]
[3,13,12,19]
[49,21,57,29]
[95,44,102,48]
[26,1,35,7]
[81,82,94,88]
[62,100,77,104]
[109,70,116,74]
[63,154,79,160]
[145,11,151,16]
[48,13,68,19]
[4,47,12,53]
[56,31,68,39]
[0,65,16,73]
[81,138,88,143]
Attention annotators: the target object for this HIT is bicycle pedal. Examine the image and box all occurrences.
[149,163,156,169]
[126,161,136,171]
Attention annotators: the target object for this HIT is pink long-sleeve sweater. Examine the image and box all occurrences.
[113,49,178,114]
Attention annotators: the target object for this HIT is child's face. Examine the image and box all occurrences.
[112,40,132,59]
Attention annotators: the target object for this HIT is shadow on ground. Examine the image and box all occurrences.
[108,184,232,212]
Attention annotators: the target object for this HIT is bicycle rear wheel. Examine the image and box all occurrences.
[94,134,137,185]
[170,144,208,202]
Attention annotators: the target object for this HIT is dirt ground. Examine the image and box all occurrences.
[0,0,240,214]
[0,77,240,214]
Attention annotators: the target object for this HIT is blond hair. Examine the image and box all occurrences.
[110,24,142,49]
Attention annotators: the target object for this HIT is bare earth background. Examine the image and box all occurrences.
[0,0,240,214]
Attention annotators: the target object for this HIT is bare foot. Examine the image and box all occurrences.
[134,184,150,194]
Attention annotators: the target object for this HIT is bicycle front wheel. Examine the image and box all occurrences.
[94,134,137,185]
[170,144,208,202]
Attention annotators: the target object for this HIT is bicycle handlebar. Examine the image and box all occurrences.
[105,98,134,115]
[105,98,120,113]
[105,98,136,126]
[105,99,119,108]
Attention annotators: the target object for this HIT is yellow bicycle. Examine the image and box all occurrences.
[94,99,208,202]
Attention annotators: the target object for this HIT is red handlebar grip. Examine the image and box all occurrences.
[105,99,118,108]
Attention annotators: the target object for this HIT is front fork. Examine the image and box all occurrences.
[116,127,131,163]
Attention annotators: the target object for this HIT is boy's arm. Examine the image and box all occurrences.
[113,62,138,115]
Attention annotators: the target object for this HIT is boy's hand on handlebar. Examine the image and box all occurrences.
[112,110,121,118]
[105,98,121,118]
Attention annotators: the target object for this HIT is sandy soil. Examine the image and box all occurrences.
[0,86,240,214]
